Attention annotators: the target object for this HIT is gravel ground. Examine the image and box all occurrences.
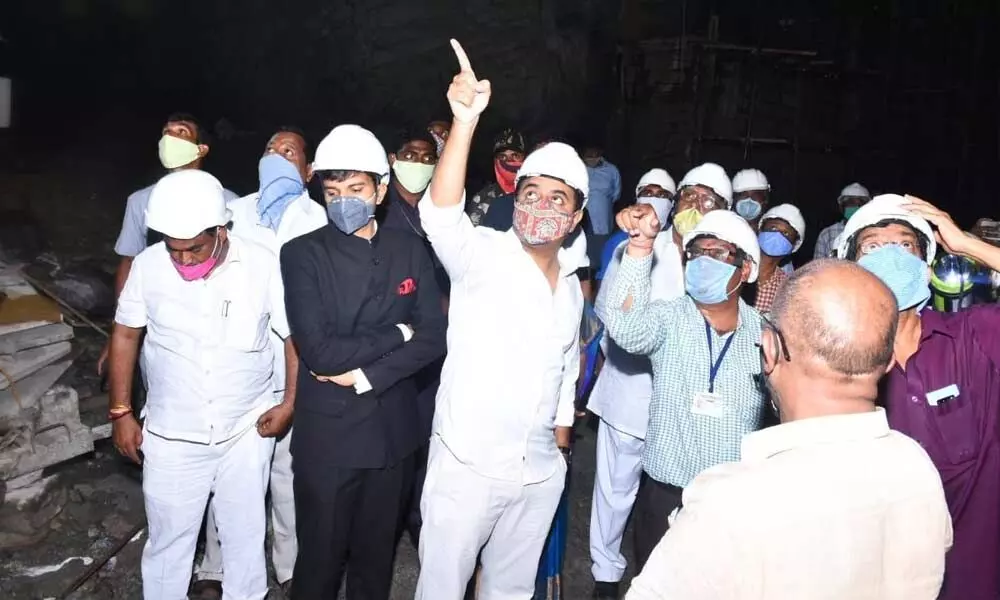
[2,418,638,599]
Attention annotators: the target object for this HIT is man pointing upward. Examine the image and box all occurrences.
[416,40,587,599]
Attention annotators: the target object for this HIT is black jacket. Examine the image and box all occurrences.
[281,223,447,469]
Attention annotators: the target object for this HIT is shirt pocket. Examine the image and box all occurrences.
[222,297,269,351]
[929,392,980,465]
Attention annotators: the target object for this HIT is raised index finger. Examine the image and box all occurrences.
[450,39,476,78]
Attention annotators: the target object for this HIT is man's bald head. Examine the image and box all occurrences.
[771,259,898,376]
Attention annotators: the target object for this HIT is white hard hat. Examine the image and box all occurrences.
[835,194,937,265]
[838,182,870,201]
[678,162,733,207]
[731,168,770,193]
[760,204,806,252]
[146,170,232,240]
[516,142,589,208]
[313,124,390,180]
[634,168,676,198]
[683,209,761,283]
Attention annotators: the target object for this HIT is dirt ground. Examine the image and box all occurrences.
[0,125,637,598]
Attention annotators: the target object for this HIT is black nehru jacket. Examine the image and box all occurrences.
[281,223,447,469]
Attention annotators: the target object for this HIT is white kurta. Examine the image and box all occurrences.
[197,190,326,585]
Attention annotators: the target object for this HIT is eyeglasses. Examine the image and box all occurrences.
[858,239,917,256]
[756,314,791,365]
[686,245,741,263]
[677,188,725,212]
[759,222,795,241]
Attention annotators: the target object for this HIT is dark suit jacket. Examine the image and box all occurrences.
[281,223,447,469]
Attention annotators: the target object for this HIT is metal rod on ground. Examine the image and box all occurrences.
[57,523,145,599]
[18,270,110,339]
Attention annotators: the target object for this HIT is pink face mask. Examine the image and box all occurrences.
[512,198,576,246]
[172,236,221,281]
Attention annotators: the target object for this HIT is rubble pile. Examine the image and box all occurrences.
[0,263,105,549]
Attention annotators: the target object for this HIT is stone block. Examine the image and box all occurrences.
[0,359,72,417]
[0,473,66,550]
[0,323,73,355]
[0,341,72,390]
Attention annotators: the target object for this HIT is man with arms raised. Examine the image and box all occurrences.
[627,260,952,599]
[604,205,766,571]
[837,194,1000,600]
[415,41,586,599]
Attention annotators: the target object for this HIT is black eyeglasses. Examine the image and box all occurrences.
[756,313,791,367]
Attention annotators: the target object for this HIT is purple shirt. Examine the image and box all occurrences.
[885,305,1000,600]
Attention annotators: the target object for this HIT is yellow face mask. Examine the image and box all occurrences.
[672,207,703,237]
[158,135,201,170]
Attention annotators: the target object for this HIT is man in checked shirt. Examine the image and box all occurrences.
[603,206,768,572]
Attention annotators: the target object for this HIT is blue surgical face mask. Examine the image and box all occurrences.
[858,244,931,311]
[758,231,794,257]
[327,194,377,235]
[685,256,739,304]
[735,198,763,221]
[257,154,304,231]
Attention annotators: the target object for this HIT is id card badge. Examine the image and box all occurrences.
[691,391,725,419]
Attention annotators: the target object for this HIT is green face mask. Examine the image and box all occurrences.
[392,161,435,194]
[672,207,703,237]
[843,206,860,220]
[158,135,201,170]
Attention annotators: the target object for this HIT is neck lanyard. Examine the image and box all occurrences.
[705,320,736,394]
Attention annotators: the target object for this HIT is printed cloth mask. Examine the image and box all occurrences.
[843,205,860,220]
[736,198,763,221]
[858,244,931,311]
[327,194,376,235]
[637,196,673,229]
[758,231,794,257]
[257,154,304,231]
[513,198,575,246]
[430,131,446,156]
[393,161,435,194]
[172,234,221,281]
[672,208,703,237]
[158,135,201,170]
[494,158,522,194]
[685,255,738,304]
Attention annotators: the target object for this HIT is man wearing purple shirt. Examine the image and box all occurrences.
[837,193,1000,600]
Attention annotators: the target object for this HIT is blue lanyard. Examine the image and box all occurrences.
[705,321,736,394]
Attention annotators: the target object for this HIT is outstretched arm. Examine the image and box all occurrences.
[419,40,493,282]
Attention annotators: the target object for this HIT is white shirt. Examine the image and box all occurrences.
[420,192,583,484]
[115,182,239,257]
[115,235,290,444]
[589,228,685,439]
[627,409,952,600]
[227,191,327,392]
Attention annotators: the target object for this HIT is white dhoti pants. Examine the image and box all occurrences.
[198,425,297,584]
[589,418,644,583]
[416,436,566,600]
[141,425,274,600]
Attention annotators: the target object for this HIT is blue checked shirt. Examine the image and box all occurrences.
[604,252,767,488]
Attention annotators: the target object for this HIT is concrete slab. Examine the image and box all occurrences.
[0,421,95,481]
[0,323,74,355]
[0,360,72,417]
[0,341,72,390]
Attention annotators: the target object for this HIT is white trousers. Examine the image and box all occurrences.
[589,419,645,583]
[198,426,297,584]
[141,426,274,600]
[416,436,566,600]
